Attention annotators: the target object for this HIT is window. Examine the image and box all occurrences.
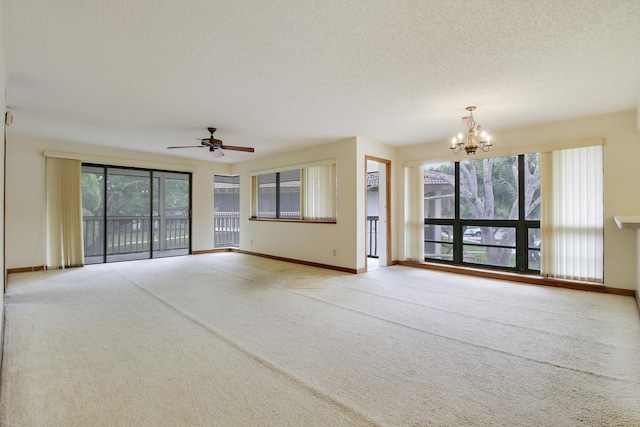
[410,141,603,281]
[214,175,240,248]
[251,161,336,221]
[279,170,302,219]
[422,162,455,262]
[422,154,541,273]
[255,170,301,219]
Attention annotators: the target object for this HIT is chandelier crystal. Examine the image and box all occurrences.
[450,106,492,155]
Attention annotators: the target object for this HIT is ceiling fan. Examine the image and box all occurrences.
[167,127,255,158]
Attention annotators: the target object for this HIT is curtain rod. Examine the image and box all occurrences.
[43,150,196,172]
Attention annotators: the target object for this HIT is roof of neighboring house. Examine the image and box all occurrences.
[367,170,450,189]
[366,171,379,188]
[424,171,450,185]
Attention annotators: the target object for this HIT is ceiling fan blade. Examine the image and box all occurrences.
[183,128,254,158]
[219,145,255,153]
[167,145,205,149]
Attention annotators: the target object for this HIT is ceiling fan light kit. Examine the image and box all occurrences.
[167,127,255,158]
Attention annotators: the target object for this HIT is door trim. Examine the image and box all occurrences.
[365,156,391,271]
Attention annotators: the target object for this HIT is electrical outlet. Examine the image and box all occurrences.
[333,249,336,256]
[250,240,253,245]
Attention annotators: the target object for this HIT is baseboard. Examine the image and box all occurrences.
[195,250,398,275]
[11,251,356,276]
[7,265,46,274]
[235,250,359,274]
[0,295,7,393]
[0,299,4,401]
[397,261,636,297]
[192,248,237,255]
[10,257,633,300]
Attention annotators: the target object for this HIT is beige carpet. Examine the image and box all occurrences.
[2,253,640,426]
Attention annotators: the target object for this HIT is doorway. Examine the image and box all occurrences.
[366,156,391,271]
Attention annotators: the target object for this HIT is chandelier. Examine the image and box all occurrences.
[450,106,492,155]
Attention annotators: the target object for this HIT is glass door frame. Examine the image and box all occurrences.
[81,163,192,264]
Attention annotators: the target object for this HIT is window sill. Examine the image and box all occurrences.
[249,218,336,224]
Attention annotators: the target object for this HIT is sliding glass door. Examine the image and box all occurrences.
[153,172,191,257]
[106,168,152,262]
[81,165,191,264]
[81,166,106,264]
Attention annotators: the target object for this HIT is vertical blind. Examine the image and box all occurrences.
[541,145,604,283]
[301,163,337,220]
[46,157,85,268]
[404,165,424,262]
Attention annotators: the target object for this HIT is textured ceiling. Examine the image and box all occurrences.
[4,0,640,162]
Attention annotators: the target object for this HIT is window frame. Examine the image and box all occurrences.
[423,154,541,274]
[250,160,337,223]
[254,170,302,220]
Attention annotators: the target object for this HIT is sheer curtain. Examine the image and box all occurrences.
[404,165,424,262]
[541,145,603,282]
[301,163,337,221]
[46,157,85,268]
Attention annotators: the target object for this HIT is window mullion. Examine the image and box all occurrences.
[150,171,155,259]
[453,162,462,264]
[102,166,107,263]
[275,172,281,219]
[517,155,526,272]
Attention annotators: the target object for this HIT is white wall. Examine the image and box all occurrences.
[0,1,7,352]
[396,109,640,290]
[5,135,231,269]
[231,138,359,270]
